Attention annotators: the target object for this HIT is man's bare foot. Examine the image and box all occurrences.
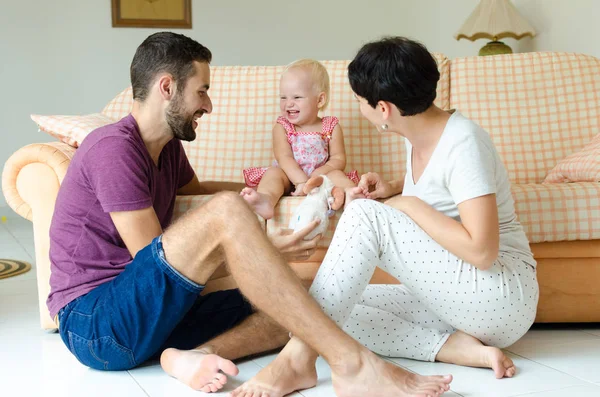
[231,340,318,397]
[240,187,275,219]
[436,331,516,379]
[160,347,238,392]
[332,349,452,397]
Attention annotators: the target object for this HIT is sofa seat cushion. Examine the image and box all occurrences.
[512,182,600,243]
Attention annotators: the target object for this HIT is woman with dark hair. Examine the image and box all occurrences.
[233,37,537,397]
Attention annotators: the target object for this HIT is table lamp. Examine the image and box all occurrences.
[455,0,536,56]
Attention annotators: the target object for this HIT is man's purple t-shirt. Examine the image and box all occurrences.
[47,114,195,318]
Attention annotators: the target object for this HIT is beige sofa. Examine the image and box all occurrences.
[3,52,600,331]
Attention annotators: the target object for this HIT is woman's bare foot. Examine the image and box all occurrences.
[240,187,275,219]
[160,347,238,392]
[436,331,516,379]
[332,349,452,397]
[231,341,318,397]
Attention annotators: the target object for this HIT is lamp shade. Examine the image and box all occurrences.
[455,0,536,41]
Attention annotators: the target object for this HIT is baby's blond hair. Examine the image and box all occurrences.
[284,59,330,111]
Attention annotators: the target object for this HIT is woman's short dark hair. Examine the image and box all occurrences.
[348,37,440,116]
[131,32,212,102]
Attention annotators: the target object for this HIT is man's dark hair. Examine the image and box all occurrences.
[348,37,440,116]
[130,32,212,102]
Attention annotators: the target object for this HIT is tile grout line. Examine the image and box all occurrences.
[127,371,152,397]
[578,329,600,338]
[15,237,35,262]
[507,382,600,396]
[503,337,600,356]
[507,350,600,385]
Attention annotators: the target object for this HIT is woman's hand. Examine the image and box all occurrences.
[357,172,394,200]
[269,219,322,261]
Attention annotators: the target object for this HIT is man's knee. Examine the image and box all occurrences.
[208,191,260,226]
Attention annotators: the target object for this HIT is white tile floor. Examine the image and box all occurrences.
[2,209,600,397]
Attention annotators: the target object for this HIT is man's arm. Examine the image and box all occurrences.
[177,174,246,195]
[110,207,162,258]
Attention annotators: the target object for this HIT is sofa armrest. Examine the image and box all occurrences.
[2,141,76,330]
[2,142,75,220]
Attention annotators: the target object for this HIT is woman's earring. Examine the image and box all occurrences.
[381,124,388,131]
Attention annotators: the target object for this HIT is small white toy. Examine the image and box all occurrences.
[289,175,345,240]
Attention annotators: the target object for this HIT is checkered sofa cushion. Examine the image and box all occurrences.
[449,52,600,185]
[512,183,600,243]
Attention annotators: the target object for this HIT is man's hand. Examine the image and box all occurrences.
[269,219,322,261]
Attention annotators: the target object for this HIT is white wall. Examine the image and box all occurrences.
[2,0,599,207]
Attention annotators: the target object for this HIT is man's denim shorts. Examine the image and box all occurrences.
[56,235,253,371]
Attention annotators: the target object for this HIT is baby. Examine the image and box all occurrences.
[241,59,358,219]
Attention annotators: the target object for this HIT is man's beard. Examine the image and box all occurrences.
[166,92,197,142]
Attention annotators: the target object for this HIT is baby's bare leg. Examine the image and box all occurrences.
[326,169,357,189]
[240,167,291,219]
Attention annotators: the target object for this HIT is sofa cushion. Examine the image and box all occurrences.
[512,182,600,243]
[102,86,134,121]
[101,55,450,185]
[450,52,600,184]
[30,113,115,148]
[543,132,600,183]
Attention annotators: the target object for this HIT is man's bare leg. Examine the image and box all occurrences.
[161,311,289,392]
[240,167,291,219]
[158,192,452,396]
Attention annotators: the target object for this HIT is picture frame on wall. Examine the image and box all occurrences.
[111,0,192,29]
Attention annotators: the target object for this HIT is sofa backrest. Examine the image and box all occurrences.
[102,54,451,184]
[450,52,600,184]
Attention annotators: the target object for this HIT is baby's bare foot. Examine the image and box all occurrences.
[160,347,238,392]
[240,187,275,219]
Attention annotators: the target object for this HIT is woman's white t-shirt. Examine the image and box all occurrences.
[402,111,535,266]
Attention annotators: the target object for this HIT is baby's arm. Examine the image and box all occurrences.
[273,123,308,186]
[311,124,347,177]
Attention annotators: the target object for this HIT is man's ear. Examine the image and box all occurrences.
[330,187,345,210]
[158,74,175,100]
